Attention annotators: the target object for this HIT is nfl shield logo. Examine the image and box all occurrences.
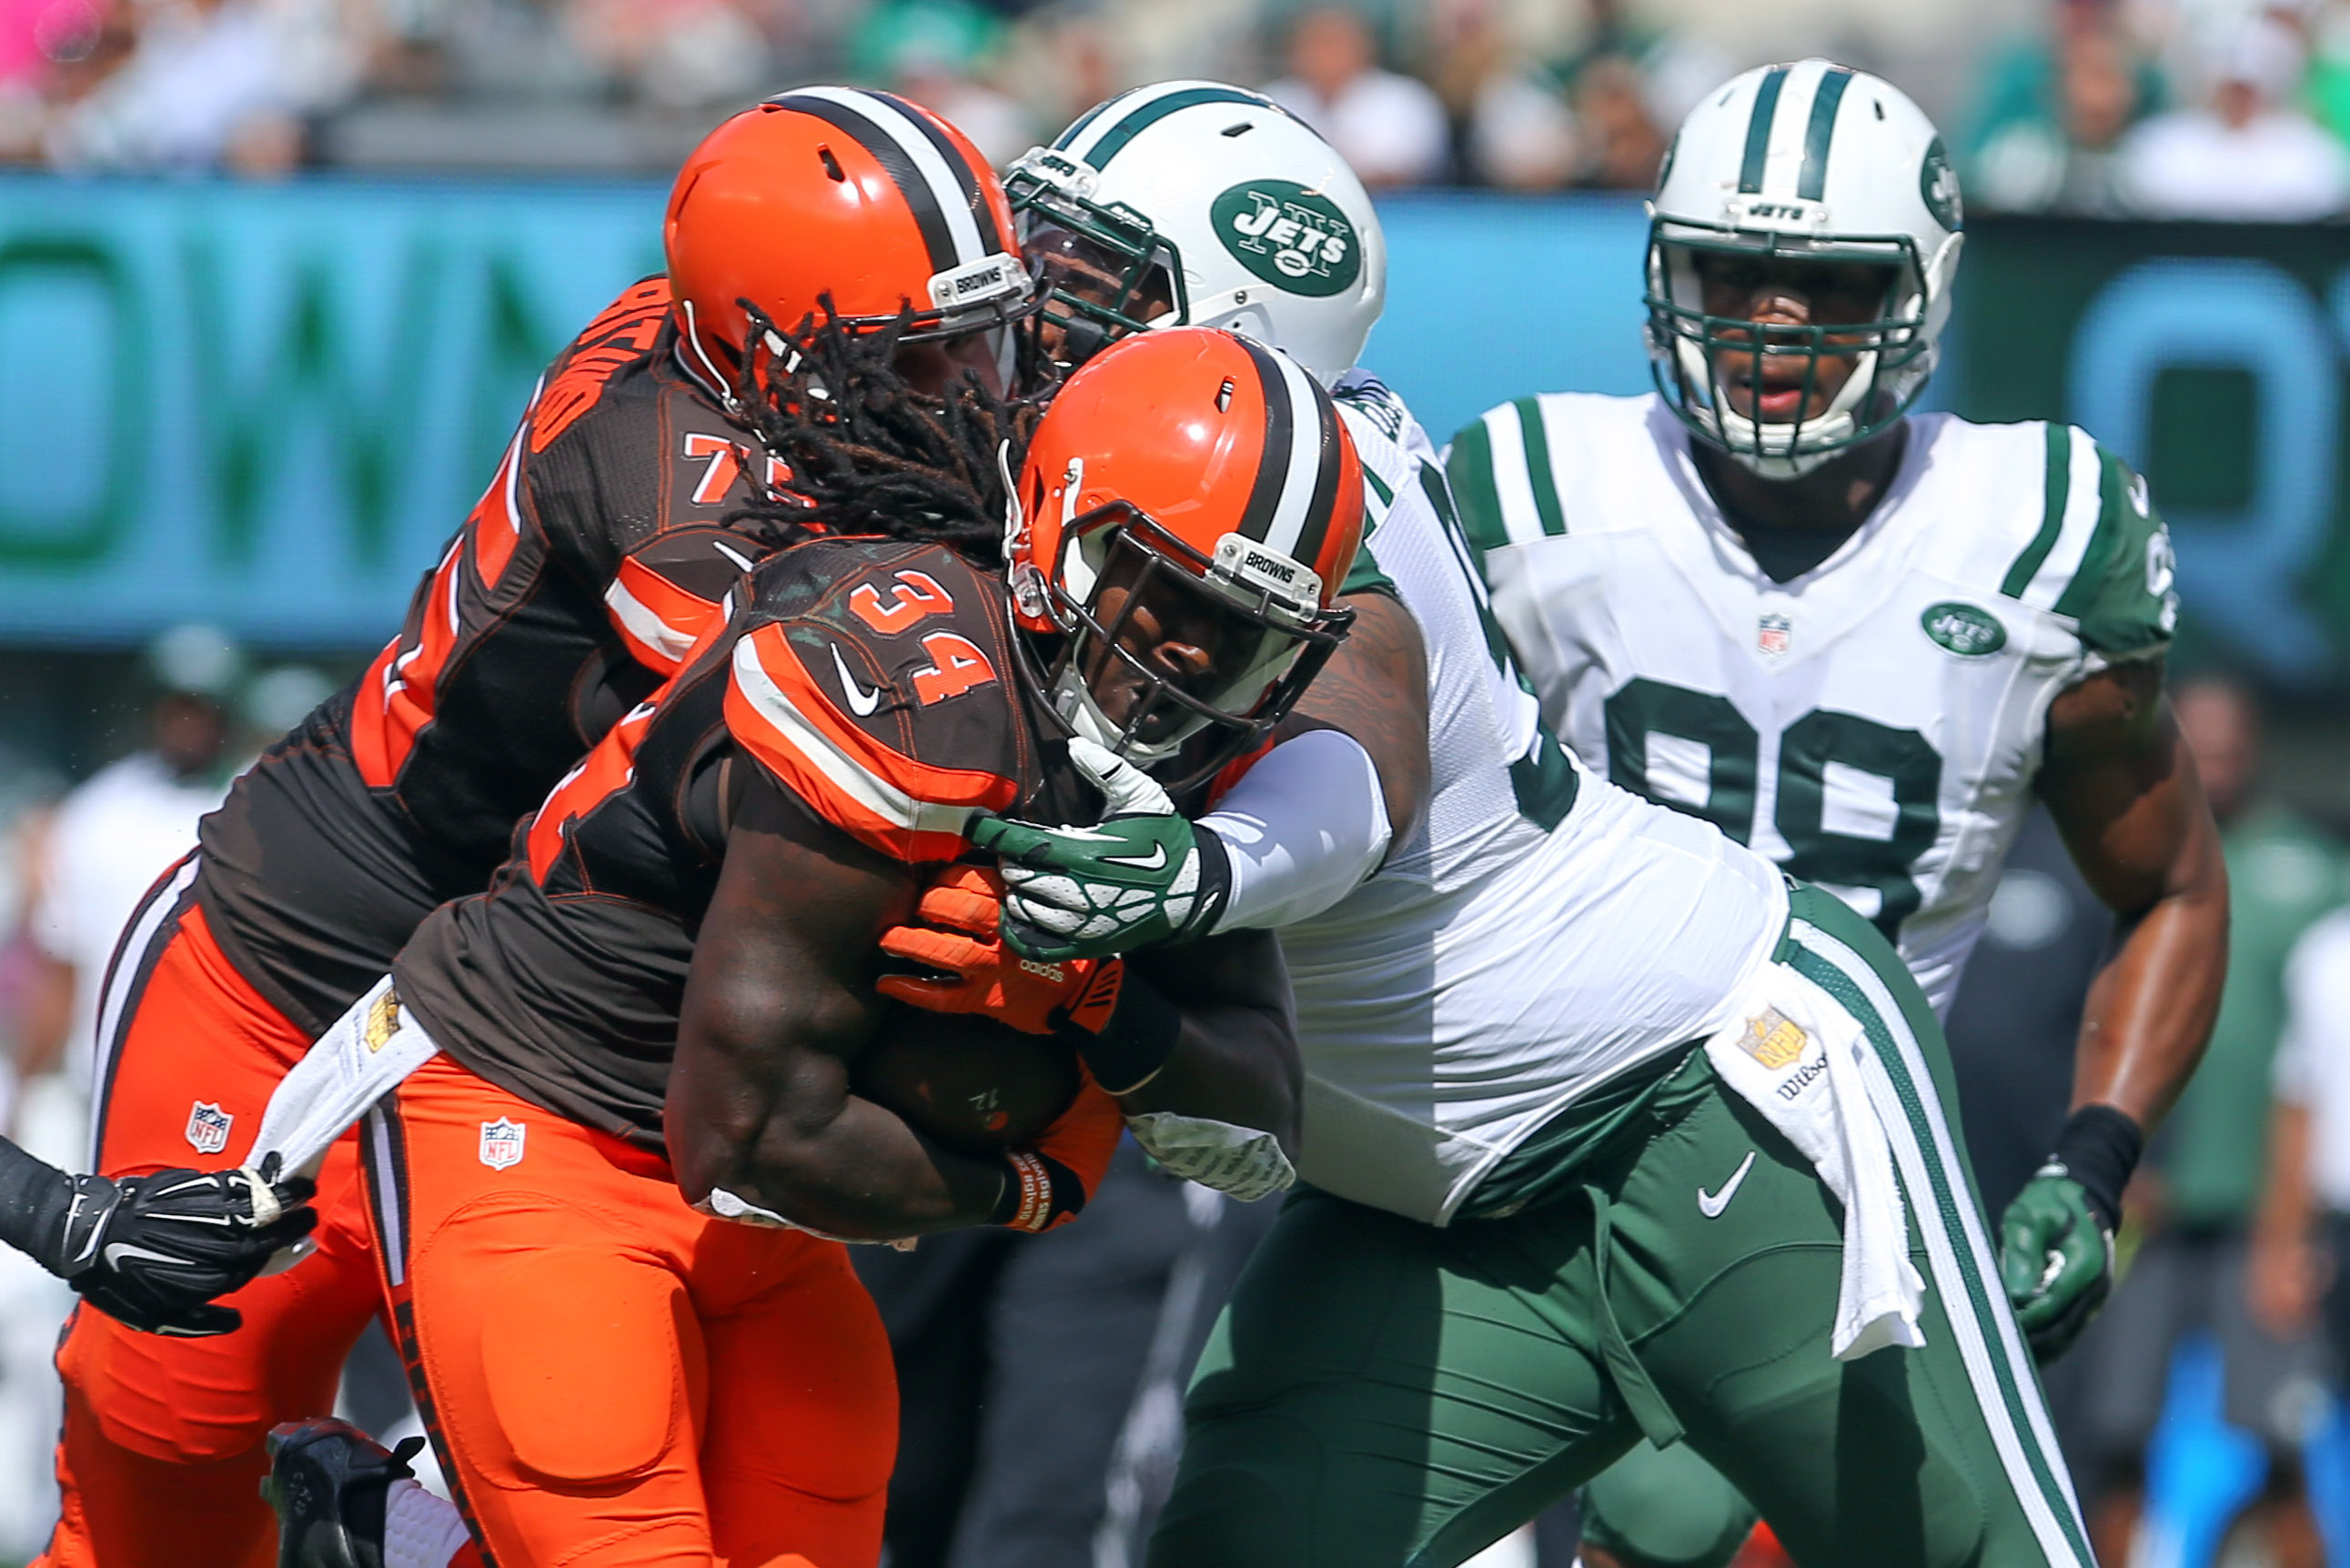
[1756,614,1793,658]
[184,1101,233,1156]
[479,1118,527,1171]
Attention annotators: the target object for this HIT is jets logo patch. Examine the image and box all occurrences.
[479,1118,527,1171]
[1921,601,2006,657]
[184,1101,233,1156]
[1211,180,1361,298]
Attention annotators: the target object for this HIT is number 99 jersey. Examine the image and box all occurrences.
[1447,392,2178,1015]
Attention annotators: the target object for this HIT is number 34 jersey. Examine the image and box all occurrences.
[1446,392,2179,1015]
[393,535,1090,1151]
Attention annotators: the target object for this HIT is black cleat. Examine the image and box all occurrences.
[262,1417,425,1568]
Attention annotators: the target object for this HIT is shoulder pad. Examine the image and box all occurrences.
[1447,395,1561,568]
[529,277,673,456]
[724,541,1029,862]
[605,526,765,675]
[1996,424,2177,656]
[1332,371,1409,445]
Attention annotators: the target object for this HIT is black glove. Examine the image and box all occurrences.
[65,1166,318,1338]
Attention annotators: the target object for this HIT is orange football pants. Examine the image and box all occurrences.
[40,863,388,1568]
[368,1052,895,1568]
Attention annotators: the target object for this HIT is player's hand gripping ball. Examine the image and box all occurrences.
[862,867,1085,1155]
[878,866,1107,1034]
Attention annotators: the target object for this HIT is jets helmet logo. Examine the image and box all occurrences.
[1211,180,1361,298]
[1919,136,1962,231]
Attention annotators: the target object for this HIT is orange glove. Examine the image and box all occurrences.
[996,1070,1125,1232]
[879,866,1114,1036]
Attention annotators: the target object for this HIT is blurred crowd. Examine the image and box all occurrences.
[3,0,2349,215]
[0,632,336,1560]
[1952,676,2350,1568]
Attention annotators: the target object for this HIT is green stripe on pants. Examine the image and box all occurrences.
[1149,884,2094,1568]
[1782,888,2093,1567]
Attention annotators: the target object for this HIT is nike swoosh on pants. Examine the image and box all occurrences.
[1697,1151,1758,1219]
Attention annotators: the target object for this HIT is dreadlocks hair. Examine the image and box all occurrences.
[721,297,1042,565]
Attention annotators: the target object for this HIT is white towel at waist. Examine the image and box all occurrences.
[1702,958,1926,1361]
[242,974,441,1181]
[240,976,896,1248]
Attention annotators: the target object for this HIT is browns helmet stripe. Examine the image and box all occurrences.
[767,88,995,276]
[873,89,1008,256]
[1232,336,1293,550]
[1260,347,1332,563]
[1230,337,1340,565]
[1291,357,1346,572]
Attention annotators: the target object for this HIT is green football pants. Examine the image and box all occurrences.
[1579,1439,1757,1568]
[1146,887,2089,1568]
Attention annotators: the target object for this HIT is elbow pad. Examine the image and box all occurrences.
[1200,729,1392,933]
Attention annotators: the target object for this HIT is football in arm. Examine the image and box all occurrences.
[852,1009,1081,1155]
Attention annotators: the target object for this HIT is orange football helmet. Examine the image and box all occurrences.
[1006,327,1365,780]
[664,87,1031,401]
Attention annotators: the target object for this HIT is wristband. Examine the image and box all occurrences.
[2048,1104,2143,1232]
[988,1150,1083,1232]
[1053,960,1183,1095]
[1191,820,1234,933]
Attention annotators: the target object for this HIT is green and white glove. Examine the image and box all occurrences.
[970,738,1231,961]
[1998,1105,2141,1363]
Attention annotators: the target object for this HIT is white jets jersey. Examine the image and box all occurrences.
[1277,373,1787,1226]
[1446,393,2177,1015]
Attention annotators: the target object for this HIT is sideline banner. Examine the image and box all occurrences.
[2,178,2345,688]
[0,178,1653,651]
[1953,217,2350,689]
[0,176,661,648]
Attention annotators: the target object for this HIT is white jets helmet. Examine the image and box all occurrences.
[1647,59,1963,478]
[1006,81,1386,387]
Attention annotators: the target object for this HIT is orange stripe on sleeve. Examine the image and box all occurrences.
[606,556,729,675]
[723,626,1014,863]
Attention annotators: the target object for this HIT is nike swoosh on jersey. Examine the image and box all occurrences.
[1099,844,1170,872]
[831,644,883,718]
[1697,1150,1758,1219]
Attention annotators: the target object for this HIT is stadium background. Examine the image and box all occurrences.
[4,196,2349,798]
[4,0,2350,1561]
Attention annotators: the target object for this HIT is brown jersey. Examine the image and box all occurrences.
[195,278,806,1036]
[391,536,1091,1151]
